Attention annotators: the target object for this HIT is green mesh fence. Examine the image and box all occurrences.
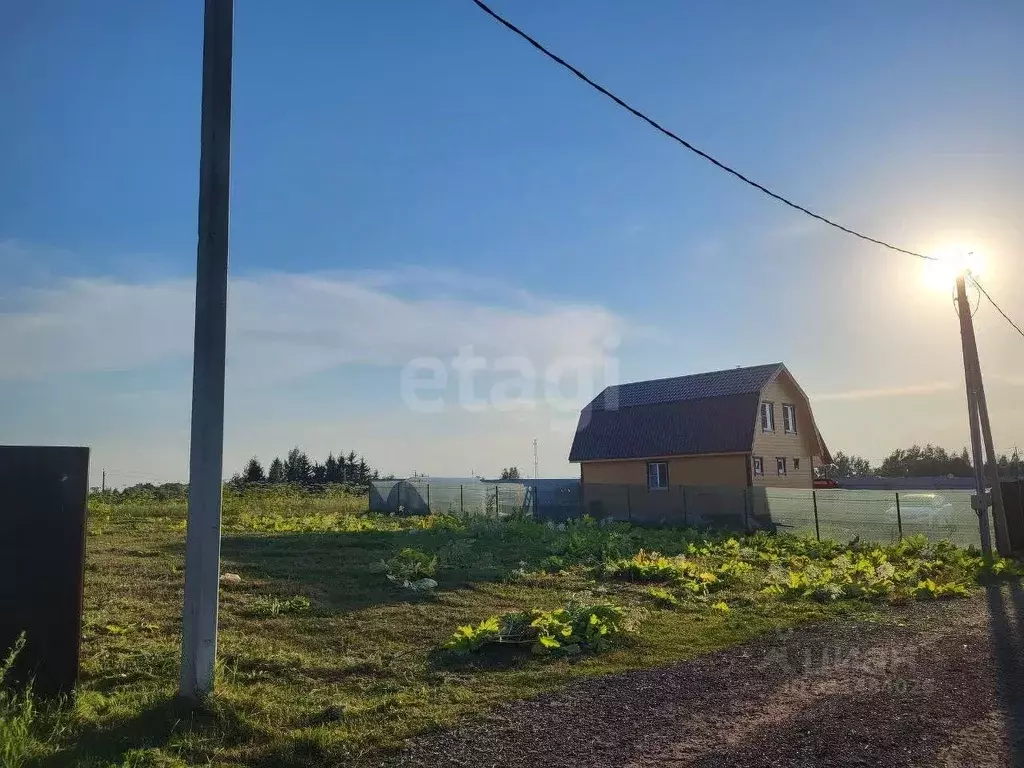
[369,480,987,546]
[772,488,982,547]
[573,484,985,545]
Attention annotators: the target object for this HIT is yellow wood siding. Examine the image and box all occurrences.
[751,373,818,488]
[581,455,749,522]
[582,455,748,487]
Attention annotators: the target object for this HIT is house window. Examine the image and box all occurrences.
[752,456,764,477]
[783,403,797,434]
[793,458,801,470]
[647,461,668,490]
[776,457,787,476]
[761,401,775,432]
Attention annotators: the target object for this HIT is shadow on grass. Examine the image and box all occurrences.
[211,528,537,616]
[40,695,260,768]
[424,630,650,675]
[426,643,537,674]
[988,582,1024,767]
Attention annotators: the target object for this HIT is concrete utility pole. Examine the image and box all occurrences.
[533,438,539,480]
[955,272,1010,556]
[180,0,233,701]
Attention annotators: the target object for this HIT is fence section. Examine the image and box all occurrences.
[368,480,990,546]
[574,483,986,546]
[369,480,531,519]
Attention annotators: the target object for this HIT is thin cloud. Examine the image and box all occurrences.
[990,373,1024,388]
[813,381,959,402]
[0,270,630,383]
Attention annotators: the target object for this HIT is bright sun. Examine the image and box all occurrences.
[921,245,987,293]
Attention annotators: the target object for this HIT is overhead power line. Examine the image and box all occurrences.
[471,0,1024,340]
[471,0,935,261]
[971,276,1024,340]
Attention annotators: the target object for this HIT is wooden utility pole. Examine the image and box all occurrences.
[180,0,233,701]
[955,273,1009,556]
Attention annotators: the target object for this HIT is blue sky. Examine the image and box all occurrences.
[3,1,1023,485]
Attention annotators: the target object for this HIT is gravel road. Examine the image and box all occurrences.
[390,585,1024,767]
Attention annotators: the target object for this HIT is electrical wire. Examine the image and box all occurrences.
[971,276,1024,339]
[951,282,980,318]
[471,0,936,261]
[470,0,1024,339]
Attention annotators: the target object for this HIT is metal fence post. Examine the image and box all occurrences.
[812,489,820,541]
[494,484,499,520]
[681,485,688,526]
[578,481,584,519]
[426,483,430,514]
[895,491,903,541]
[534,483,539,518]
[626,484,632,520]
[460,484,464,516]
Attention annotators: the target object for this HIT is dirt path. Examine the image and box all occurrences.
[390,585,1024,767]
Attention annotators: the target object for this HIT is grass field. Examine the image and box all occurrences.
[2,486,1013,767]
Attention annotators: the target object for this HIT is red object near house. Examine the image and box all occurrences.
[813,477,840,489]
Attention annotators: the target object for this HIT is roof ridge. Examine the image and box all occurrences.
[605,362,784,391]
[587,391,755,411]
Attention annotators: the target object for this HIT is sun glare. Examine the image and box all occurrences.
[921,245,986,293]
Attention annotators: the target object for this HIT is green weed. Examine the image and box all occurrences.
[0,636,67,768]
[645,587,680,608]
[249,596,312,618]
[444,600,633,656]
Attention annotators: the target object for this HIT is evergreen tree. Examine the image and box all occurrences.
[500,467,522,480]
[267,457,286,483]
[235,447,387,488]
[242,457,266,483]
[324,453,340,483]
[284,447,313,484]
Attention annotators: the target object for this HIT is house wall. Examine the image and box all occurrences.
[579,456,751,526]
[581,454,749,487]
[751,373,819,489]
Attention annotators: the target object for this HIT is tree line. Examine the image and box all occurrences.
[828,444,1023,478]
[232,447,389,487]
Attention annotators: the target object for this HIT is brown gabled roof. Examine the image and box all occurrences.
[569,363,783,462]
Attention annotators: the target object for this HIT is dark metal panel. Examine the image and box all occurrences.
[0,446,89,696]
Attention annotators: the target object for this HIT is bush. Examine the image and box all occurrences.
[444,600,634,657]
[383,548,437,582]
[603,550,743,598]
[914,579,970,600]
[760,542,993,603]
[603,550,691,583]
